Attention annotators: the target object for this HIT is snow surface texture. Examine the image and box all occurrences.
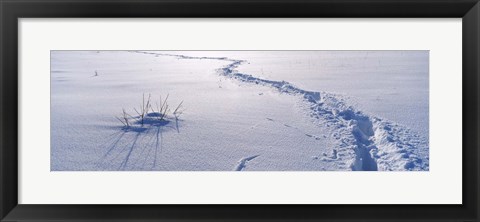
[51,51,429,171]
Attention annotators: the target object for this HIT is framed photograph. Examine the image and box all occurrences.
[1,0,479,221]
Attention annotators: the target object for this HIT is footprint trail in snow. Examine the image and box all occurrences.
[134,51,429,171]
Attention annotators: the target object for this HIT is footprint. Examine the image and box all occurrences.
[234,155,260,171]
[331,149,338,159]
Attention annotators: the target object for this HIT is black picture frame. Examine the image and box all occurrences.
[1,0,479,221]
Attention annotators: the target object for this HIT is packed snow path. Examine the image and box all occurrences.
[134,51,429,171]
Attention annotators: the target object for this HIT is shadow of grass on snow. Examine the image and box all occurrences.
[97,114,183,171]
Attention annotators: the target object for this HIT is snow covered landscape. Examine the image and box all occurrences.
[51,51,429,171]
